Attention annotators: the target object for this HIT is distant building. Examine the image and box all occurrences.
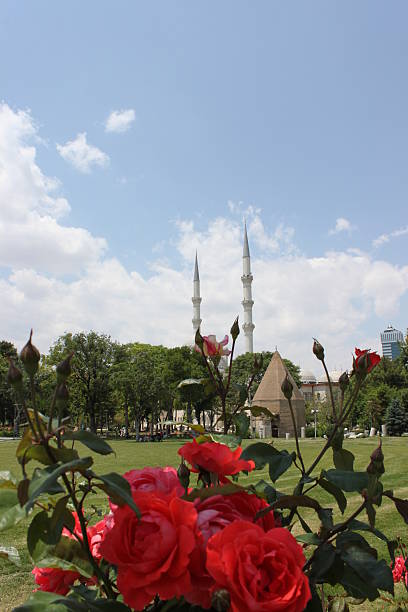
[299,369,341,403]
[251,351,306,438]
[381,324,403,360]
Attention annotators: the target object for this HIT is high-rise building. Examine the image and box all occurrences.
[380,324,403,360]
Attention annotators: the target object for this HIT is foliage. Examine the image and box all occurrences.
[1,327,407,611]
[386,398,408,436]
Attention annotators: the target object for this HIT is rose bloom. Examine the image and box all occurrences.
[196,334,231,357]
[185,492,277,609]
[100,492,200,611]
[33,513,107,595]
[32,566,81,596]
[206,520,311,612]
[178,439,255,481]
[123,466,184,498]
[196,491,276,543]
[392,556,408,585]
[354,348,381,374]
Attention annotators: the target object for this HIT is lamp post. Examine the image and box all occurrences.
[311,408,319,439]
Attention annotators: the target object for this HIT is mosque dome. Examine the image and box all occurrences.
[300,369,317,384]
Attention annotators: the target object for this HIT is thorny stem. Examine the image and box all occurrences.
[322,358,337,422]
[29,380,115,599]
[305,377,363,478]
[47,386,58,434]
[303,500,367,572]
[30,377,45,439]
[287,397,306,474]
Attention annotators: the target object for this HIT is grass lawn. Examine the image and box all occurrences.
[0,437,407,611]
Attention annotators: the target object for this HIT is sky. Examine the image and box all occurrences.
[1,1,408,373]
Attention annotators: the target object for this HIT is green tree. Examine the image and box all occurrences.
[386,397,408,436]
[47,332,117,433]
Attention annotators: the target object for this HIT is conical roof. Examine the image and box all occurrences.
[253,351,304,405]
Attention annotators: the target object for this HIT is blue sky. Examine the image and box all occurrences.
[0,1,407,371]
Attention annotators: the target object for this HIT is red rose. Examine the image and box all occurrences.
[100,492,200,610]
[32,566,80,595]
[196,491,276,543]
[123,466,184,498]
[185,492,277,609]
[178,440,254,481]
[206,520,311,612]
[33,513,103,596]
[354,348,381,374]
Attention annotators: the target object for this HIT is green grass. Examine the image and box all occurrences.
[0,437,407,611]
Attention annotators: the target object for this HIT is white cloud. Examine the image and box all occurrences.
[1,104,408,373]
[0,104,107,275]
[329,217,356,235]
[372,225,408,248]
[105,109,135,133]
[57,132,109,173]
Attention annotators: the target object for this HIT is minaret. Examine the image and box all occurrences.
[192,251,202,333]
[241,222,254,353]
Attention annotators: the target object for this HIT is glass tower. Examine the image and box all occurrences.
[380,325,403,360]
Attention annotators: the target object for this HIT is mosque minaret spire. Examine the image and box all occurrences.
[241,221,255,353]
[192,251,202,333]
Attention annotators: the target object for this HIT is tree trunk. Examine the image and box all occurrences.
[124,402,129,438]
[89,403,96,433]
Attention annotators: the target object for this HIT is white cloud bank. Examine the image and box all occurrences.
[105,109,135,133]
[57,132,109,173]
[1,104,408,371]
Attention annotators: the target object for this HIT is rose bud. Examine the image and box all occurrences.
[20,330,41,377]
[56,352,74,383]
[56,382,69,413]
[281,374,293,400]
[7,358,24,393]
[312,338,325,361]
[177,461,190,491]
[195,328,204,352]
[230,316,240,341]
[212,589,231,612]
[338,371,349,392]
[367,441,385,476]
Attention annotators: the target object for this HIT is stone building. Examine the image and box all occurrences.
[251,351,306,438]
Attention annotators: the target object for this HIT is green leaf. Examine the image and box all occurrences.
[36,535,94,578]
[16,427,33,464]
[0,502,26,532]
[337,533,394,595]
[186,483,246,502]
[232,412,250,439]
[93,472,140,517]
[27,457,93,510]
[13,591,69,611]
[0,489,18,509]
[309,542,337,582]
[319,477,347,513]
[25,444,79,466]
[347,519,398,560]
[383,492,408,525]
[208,433,241,448]
[257,494,332,528]
[182,423,206,434]
[62,430,114,456]
[250,405,272,418]
[296,533,322,545]
[240,442,295,482]
[0,545,21,566]
[340,565,379,601]
[323,469,369,493]
[0,471,17,489]
[333,448,355,471]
